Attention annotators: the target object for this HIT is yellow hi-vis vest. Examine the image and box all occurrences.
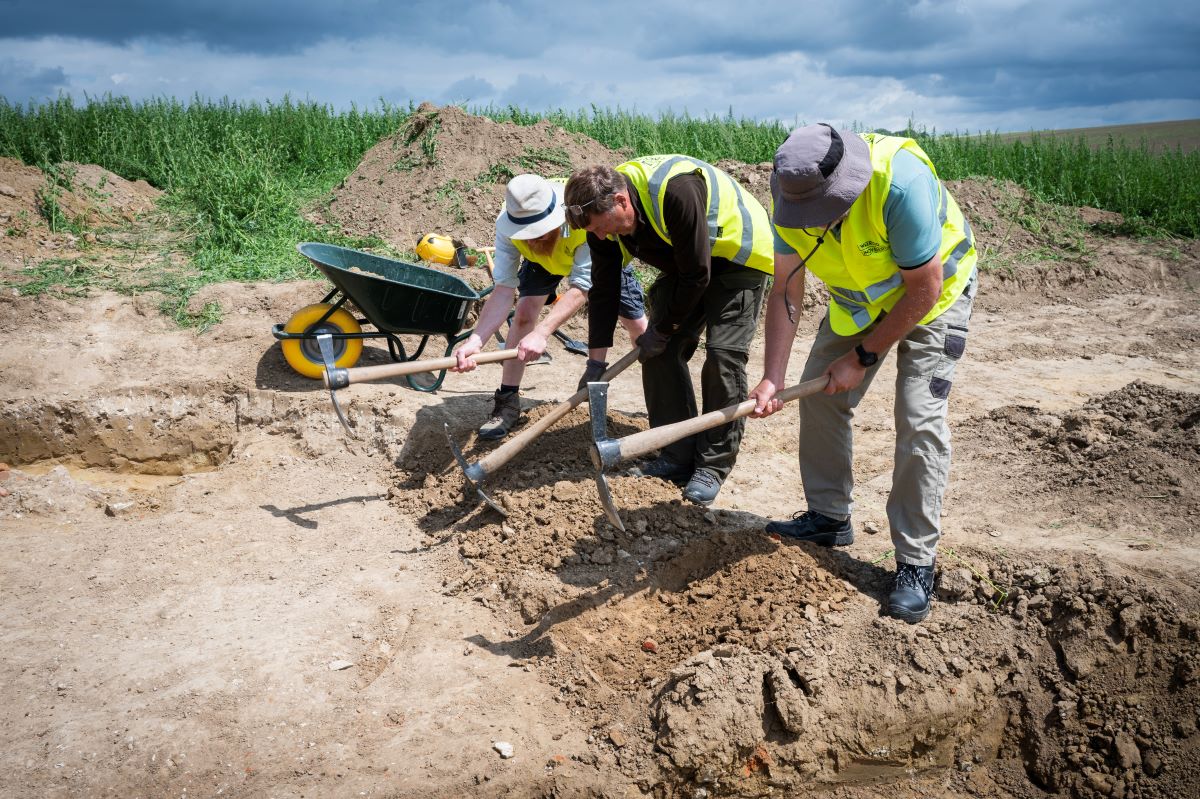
[504,178,587,277]
[774,134,977,336]
[616,156,774,274]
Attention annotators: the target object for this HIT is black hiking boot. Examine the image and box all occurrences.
[765,510,854,546]
[887,562,936,624]
[478,389,522,440]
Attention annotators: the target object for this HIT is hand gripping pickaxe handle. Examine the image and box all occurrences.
[320,345,522,438]
[445,347,641,516]
[587,375,831,531]
[323,348,521,390]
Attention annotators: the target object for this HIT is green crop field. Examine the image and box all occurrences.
[987,118,1200,154]
[1,95,1197,299]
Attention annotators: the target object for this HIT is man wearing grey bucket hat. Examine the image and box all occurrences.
[749,123,979,624]
[452,173,647,440]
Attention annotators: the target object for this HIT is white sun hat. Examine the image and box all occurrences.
[496,174,566,240]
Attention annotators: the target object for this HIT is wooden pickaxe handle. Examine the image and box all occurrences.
[612,375,830,464]
[474,347,640,475]
[324,349,520,389]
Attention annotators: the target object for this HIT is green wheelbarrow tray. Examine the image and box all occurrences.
[272,242,492,392]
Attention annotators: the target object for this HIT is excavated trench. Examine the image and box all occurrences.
[388,397,1200,798]
[0,390,235,473]
[0,389,237,506]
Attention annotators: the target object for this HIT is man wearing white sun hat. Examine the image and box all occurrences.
[452,173,648,440]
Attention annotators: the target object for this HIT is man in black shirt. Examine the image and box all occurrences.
[565,157,773,506]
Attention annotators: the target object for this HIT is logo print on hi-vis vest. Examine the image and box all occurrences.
[858,240,887,256]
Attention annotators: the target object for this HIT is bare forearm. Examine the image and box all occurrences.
[534,287,586,337]
[469,286,517,344]
[761,253,804,384]
[762,290,801,385]
[861,279,939,354]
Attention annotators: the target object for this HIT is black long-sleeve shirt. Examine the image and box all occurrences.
[587,172,721,348]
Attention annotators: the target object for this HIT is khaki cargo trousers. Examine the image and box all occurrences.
[797,270,977,566]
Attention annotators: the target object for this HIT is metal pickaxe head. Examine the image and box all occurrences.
[587,382,626,532]
[444,423,508,517]
[317,333,357,439]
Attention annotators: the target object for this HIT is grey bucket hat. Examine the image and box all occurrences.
[771,123,872,229]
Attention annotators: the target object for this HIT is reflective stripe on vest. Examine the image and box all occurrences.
[774,134,977,335]
[617,155,773,274]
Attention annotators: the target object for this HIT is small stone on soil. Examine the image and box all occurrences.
[328,660,355,671]
[492,740,514,758]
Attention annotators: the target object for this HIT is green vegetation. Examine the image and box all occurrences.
[988,119,1200,155]
[15,253,225,330]
[0,94,410,281]
[0,95,1196,317]
[918,130,1199,237]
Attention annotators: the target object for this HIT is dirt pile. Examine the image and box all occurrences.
[318,103,625,252]
[0,158,161,268]
[384,389,1200,797]
[965,381,1199,537]
[718,158,1195,309]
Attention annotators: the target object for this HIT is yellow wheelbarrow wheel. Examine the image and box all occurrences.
[281,303,363,379]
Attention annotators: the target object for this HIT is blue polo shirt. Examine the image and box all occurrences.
[774,149,942,269]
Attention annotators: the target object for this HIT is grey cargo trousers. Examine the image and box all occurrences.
[797,270,977,566]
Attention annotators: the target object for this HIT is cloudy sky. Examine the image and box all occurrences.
[2,0,1197,133]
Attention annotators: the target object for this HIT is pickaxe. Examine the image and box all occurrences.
[317,332,520,438]
[445,347,640,516]
[586,375,831,531]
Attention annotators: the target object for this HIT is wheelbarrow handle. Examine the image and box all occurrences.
[613,375,830,464]
[324,349,520,389]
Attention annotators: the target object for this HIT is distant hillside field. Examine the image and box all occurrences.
[992,119,1200,153]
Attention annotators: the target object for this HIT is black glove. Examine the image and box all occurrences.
[577,358,609,390]
[636,328,670,363]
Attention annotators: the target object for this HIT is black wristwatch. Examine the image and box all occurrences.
[855,343,878,368]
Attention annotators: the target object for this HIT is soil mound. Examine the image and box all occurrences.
[0,157,161,268]
[318,103,624,252]
[965,381,1199,537]
[385,390,1200,797]
[717,159,1196,309]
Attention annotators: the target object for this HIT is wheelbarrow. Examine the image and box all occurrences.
[273,242,492,392]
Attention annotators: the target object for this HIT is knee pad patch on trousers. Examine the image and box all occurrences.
[945,333,967,359]
[930,377,952,399]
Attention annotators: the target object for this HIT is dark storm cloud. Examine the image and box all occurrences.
[497,74,576,109]
[0,59,68,103]
[1,0,1197,129]
[0,0,556,58]
[648,0,1200,114]
[443,76,498,104]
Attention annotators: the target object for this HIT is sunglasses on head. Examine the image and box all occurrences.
[565,193,613,227]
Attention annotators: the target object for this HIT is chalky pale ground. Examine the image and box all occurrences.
[1,111,1198,798]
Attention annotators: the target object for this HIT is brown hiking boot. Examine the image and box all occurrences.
[478,389,522,440]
